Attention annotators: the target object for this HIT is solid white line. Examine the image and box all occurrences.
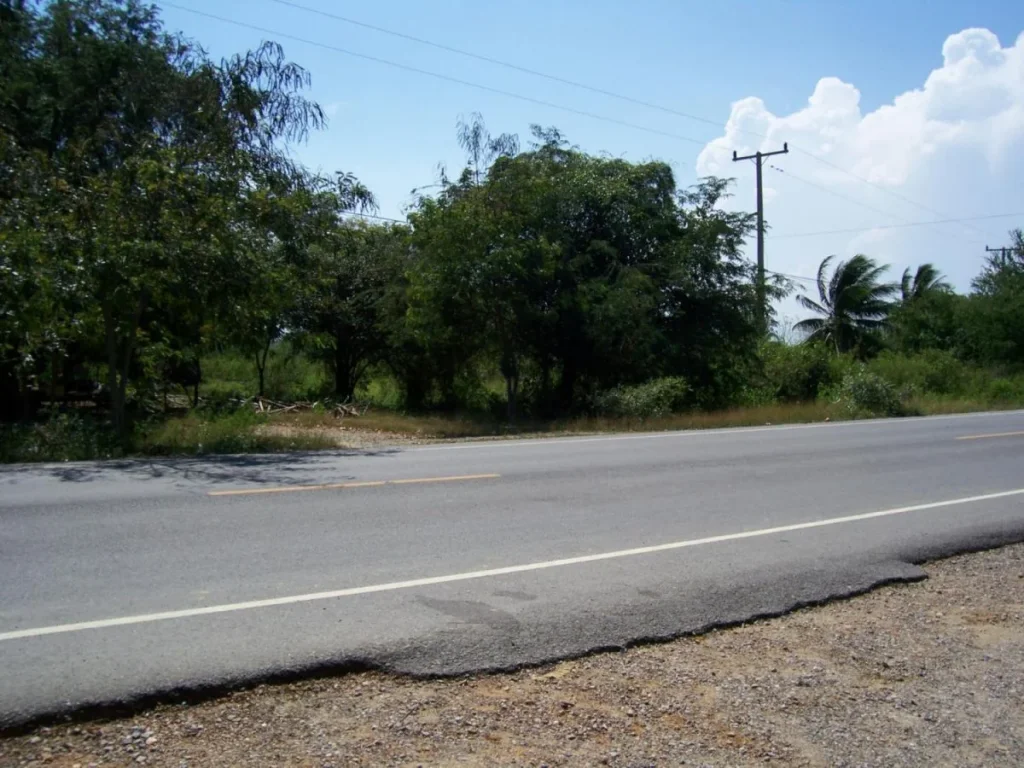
[407,409,1024,452]
[2,487,1023,643]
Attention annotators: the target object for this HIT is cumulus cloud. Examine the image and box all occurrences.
[698,28,1024,185]
[696,27,1024,302]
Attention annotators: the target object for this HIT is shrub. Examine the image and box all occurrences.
[760,341,835,402]
[0,412,123,463]
[831,367,910,418]
[986,375,1024,404]
[867,349,970,396]
[593,377,690,419]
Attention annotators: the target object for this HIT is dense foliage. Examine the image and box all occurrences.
[1,1,1021,458]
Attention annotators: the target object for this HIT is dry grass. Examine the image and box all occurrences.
[908,396,1023,415]
[555,401,832,434]
[267,398,1022,448]
[270,402,834,442]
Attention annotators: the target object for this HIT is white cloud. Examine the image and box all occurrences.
[696,28,1024,306]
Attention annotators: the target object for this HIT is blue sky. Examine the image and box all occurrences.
[157,0,1024,317]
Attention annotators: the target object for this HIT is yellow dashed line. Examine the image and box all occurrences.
[956,430,1024,441]
[208,473,500,497]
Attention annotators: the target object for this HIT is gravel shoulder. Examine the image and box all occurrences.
[3,544,1023,767]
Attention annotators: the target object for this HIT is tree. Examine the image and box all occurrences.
[455,112,519,187]
[796,255,897,355]
[960,229,1024,366]
[293,220,409,401]
[408,120,766,417]
[900,263,951,302]
[231,172,375,397]
[0,0,346,436]
[409,177,556,421]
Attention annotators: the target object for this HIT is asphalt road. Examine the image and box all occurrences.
[2,411,1024,731]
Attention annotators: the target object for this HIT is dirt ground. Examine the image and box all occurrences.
[3,544,1023,767]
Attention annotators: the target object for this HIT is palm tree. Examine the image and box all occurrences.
[795,254,898,353]
[901,263,951,302]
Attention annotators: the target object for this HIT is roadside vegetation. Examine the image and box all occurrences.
[2,1,1022,462]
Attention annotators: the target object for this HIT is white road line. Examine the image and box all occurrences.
[408,409,1024,452]
[3,487,1022,643]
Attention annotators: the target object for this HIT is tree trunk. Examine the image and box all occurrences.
[104,313,125,439]
[333,333,355,401]
[501,348,520,425]
[255,331,272,398]
[557,358,577,414]
[103,290,148,442]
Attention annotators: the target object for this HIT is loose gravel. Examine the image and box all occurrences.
[3,544,1023,767]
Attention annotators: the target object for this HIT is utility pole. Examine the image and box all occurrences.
[985,245,1015,265]
[733,143,789,333]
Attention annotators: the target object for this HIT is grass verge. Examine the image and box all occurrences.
[3,398,1022,463]
[0,411,337,463]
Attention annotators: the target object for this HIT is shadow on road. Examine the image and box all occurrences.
[0,448,403,488]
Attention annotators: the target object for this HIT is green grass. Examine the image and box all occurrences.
[202,345,329,402]
[138,411,337,456]
[0,410,337,463]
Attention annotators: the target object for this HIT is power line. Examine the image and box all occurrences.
[765,267,816,283]
[771,211,1024,240]
[767,164,983,246]
[793,151,990,238]
[263,0,988,241]
[265,0,732,134]
[342,211,406,224]
[160,2,709,148]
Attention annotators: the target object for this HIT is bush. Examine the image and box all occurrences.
[866,349,970,396]
[592,377,690,419]
[986,375,1024,404]
[0,412,123,463]
[760,341,836,402]
[831,367,911,418]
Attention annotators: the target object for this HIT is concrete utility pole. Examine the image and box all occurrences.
[733,143,789,333]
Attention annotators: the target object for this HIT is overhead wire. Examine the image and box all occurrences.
[766,164,984,246]
[342,211,407,224]
[159,2,709,149]
[765,268,816,283]
[794,151,990,238]
[771,211,1024,240]
[265,0,727,132]
[261,0,990,240]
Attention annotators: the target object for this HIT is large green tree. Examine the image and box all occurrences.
[0,0,357,435]
[293,220,409,401]
[408,122,764,417]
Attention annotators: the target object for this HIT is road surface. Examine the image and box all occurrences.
[2,411,1024,730]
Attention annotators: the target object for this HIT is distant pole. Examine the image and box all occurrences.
[733,143,789,334]
[985,245,1014,265]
